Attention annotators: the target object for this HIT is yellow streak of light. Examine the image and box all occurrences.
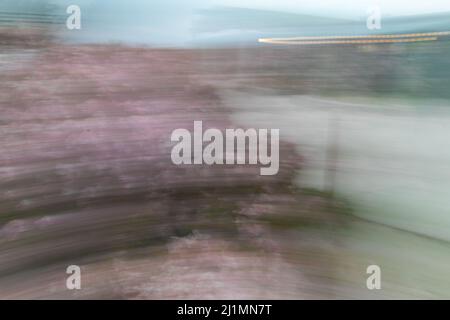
[258,31,450,42]
[258,37,438,45]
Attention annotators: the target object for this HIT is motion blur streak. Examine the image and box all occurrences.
[259,31,450,41]
[258,37,438,45]
[1,1,450,299]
